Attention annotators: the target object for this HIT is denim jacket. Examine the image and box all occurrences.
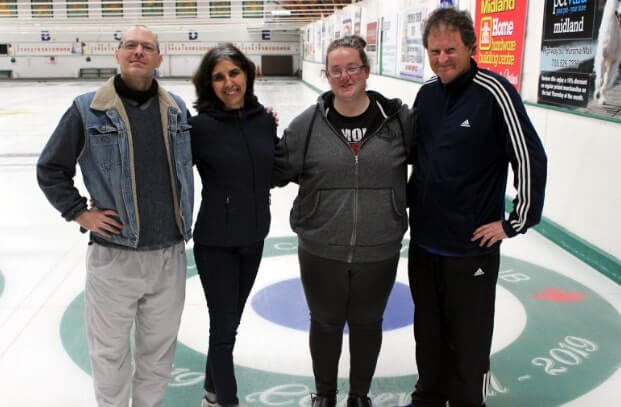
[40,77,193,248]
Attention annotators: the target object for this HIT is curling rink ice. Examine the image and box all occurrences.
[0,78,620,406]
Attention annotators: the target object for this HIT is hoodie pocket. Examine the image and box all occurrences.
[295,189,355,246]
[356,188,406,247]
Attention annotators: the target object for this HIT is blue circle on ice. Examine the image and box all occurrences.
[251,278,414,332]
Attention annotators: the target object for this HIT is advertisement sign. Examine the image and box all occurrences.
[314,20,323,63]
[381,14,399,76]
[327,15,336,42]
[366,21,379,73]
[399,8,427,82]
[474,0,528,90]
[537,0,621,117]
[342,17,353,36]
[354,7,362,35]
[322,20,328,64]
[538,0,596,107]
[304,27,312,60]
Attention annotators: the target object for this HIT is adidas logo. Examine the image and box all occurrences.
[460,119,471,128]
[473,268,485,277]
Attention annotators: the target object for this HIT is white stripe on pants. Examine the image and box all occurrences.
[85,241,186,407]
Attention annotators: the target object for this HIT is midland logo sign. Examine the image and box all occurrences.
[60,237,621,406]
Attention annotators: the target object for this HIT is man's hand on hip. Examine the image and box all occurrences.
[471,220,508,248]
[75,209,123,238]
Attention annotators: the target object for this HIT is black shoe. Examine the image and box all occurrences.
[347,395,372,407]
[311,394,337,407]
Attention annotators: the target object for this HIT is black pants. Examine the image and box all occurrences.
[408,243,499,407]
[298,247,399,397]
[193,241,264,406]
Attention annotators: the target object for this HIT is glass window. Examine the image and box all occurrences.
[67,0,88,18]
[101,0,123,17]
[0,0,17,18]
[176,1,196,17]
[209,1,230,19]
[31,0,53,18]
[142,0,163,17]
[242,0,263,19]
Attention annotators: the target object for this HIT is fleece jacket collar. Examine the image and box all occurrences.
[89,76,179,112]
[318,90,402,118]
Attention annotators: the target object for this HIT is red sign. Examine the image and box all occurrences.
[366,22,378,46]
[474,0,528,90]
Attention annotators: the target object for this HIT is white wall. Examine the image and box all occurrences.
[0,55,112,78]
[0,54,300,79]
[301,0,621,261]
[0,3,300,78]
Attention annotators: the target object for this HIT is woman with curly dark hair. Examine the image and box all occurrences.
[190,43,277,407]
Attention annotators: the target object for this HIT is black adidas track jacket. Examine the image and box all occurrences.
[408,59,547,256]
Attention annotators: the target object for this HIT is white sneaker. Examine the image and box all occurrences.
[202,395,221,407]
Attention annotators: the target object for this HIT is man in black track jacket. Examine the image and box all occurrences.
[406,8,547,407]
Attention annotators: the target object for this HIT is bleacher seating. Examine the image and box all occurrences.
[79,68,117,79]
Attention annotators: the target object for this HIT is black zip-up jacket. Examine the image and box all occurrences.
[190,101,277,246]
[409,59,547,256]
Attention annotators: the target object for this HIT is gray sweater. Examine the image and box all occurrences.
[273,90,415,263]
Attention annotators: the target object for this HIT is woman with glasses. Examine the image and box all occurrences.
[273,35,414,407]
[190,43,277,407]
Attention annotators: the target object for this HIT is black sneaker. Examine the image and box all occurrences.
[311,394,337,407]
[347,395,372,407]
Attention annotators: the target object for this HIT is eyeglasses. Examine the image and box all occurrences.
[119,41,158,54]
[327,65,366,79]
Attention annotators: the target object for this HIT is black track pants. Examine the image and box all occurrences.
[298,247,399,397]
[408,243,499,407]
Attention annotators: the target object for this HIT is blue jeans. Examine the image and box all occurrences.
[194,241,264,406]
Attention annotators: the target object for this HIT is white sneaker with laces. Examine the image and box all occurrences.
[202,393,221,407]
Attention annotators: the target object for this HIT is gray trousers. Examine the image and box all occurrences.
[85,241,187,407]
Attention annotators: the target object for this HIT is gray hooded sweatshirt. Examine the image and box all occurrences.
[273,90,415,263]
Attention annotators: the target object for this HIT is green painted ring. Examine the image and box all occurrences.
[60,237,621,406]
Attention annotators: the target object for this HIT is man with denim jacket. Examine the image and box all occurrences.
[37,25,193,407]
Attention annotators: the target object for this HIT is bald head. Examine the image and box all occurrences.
[119,25,160,53]
[115,25,163,91]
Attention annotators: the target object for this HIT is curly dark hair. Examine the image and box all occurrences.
[325,35,369,76]
[192,43,257,112]
[423,7,477,53]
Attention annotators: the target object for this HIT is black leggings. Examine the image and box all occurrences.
[298,247,399,397]
[194,241,264,406]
